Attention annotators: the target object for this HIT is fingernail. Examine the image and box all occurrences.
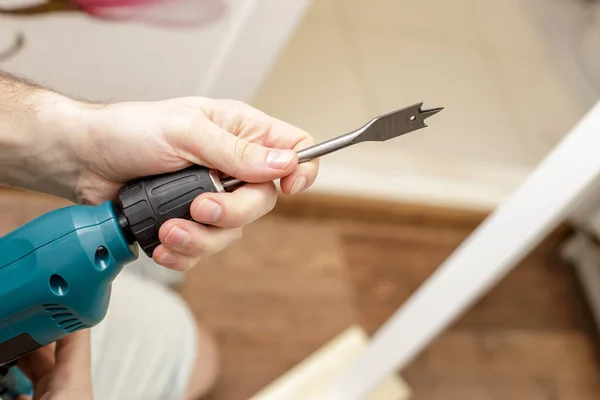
[266,150,295,169]
[158,251,178,265]
[290,176,307,194]
[195,199,222,223]
[165,226,191,248]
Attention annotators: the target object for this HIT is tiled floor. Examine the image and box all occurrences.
[253,0,587,209]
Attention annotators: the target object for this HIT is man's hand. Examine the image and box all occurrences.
[16,330,93,400]
[72,98,319,270]
[75,98,318,203]
[0,74,319,271]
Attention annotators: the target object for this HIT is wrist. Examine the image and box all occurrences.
[0,86,89,201]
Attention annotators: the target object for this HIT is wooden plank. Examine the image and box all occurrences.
[249,326,410,400]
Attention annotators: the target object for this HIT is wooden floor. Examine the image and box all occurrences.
[1,190,599,399]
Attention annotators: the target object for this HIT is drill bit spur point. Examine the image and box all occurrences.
[221,102,443,191]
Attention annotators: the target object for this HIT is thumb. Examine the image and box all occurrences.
[174,123,298,183]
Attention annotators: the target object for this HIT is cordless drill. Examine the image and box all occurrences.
[0,165,224,398]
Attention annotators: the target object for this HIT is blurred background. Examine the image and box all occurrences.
[3,0,600,399]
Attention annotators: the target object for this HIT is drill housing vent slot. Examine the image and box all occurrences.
[43,304,88,333]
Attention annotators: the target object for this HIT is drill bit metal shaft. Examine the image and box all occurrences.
[221,102,442,191]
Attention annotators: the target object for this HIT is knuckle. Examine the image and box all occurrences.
[195,239,212,255]
[232,137,252,166]
[227,206,246,227]
[190,231,212,255]
[222,99,249,120]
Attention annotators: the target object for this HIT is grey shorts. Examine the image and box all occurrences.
[90,254,197,400]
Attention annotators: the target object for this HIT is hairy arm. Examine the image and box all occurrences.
[0,72,85,201]
[0,70,318,271]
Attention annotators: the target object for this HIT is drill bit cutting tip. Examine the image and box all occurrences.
[221,102,443,191]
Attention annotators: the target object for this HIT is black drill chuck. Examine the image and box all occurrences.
[114,165,224,257]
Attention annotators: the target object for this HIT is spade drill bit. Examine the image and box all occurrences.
[221,102,443,191]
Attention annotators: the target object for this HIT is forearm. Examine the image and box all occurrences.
[0,72,85,201]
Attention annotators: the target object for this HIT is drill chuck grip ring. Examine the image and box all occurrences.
[116,164,223,257]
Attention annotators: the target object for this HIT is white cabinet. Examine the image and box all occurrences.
[0,0,310,102]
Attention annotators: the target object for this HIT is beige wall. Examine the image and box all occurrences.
[253,0,588,210]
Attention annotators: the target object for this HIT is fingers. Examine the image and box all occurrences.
[191,182,277,228]
[173,98,320,189]
[203,99,313,150]
[170,116,298,184]
[17,342,56,381]
[206,99,319,194]
[279,135,319,195]
[53,330,93,398]
[153,224,242,271]
[54,329,91,368]
[16,331,92,399]
[153,182,277,270]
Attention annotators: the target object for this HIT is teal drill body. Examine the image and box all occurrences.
[0,164,223,399]
[0,201,138,365]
